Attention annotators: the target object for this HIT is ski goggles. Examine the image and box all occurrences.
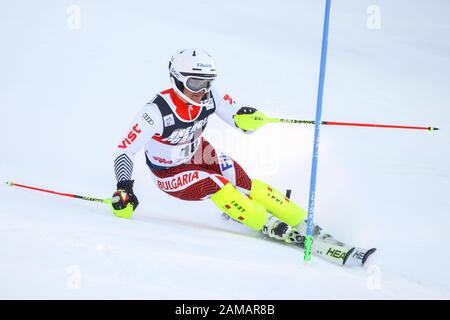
[184,76,215,93]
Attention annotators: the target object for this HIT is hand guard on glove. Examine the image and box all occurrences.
[111,180,139,219]
[233,107,270,132]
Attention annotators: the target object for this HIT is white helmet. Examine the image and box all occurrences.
[169,49,218,106]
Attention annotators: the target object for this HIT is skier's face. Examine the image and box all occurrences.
[182,88,205,104]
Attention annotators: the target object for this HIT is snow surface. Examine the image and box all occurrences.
[1,0,449,299]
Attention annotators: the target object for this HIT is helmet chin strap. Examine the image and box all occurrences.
[170,77,205,107]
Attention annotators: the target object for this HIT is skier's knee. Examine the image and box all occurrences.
[249,179,306,227]
[210,183,268,231]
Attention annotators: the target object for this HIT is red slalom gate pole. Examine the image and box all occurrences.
[6,181,111,204]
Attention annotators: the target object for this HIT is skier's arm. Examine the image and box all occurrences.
[213,88,270,133]
[111,103,162,218]
[212,88,261,134]
[113,103,162,183]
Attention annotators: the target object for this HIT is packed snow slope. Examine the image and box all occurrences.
[1,0,449,299]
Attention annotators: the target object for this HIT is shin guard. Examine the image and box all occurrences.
[249,180,306,227]
[211,183,268,231]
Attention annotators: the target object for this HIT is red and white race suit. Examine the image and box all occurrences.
[113,87,253,200]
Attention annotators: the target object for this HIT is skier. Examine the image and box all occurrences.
[111,48,375,267]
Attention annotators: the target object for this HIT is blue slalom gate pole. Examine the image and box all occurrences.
[304,0,332,262]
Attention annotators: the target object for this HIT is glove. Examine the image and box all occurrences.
[233,107,270,131]
[111,180,139,219]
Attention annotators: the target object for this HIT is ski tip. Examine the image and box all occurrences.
[343,247,355,266]
[5,181,14,187]
[343,247,377,267]
[362,248,377,265]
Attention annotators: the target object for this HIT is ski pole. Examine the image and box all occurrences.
[6,181,111,205]
[269,118,439,131]
[236,112,439,132]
